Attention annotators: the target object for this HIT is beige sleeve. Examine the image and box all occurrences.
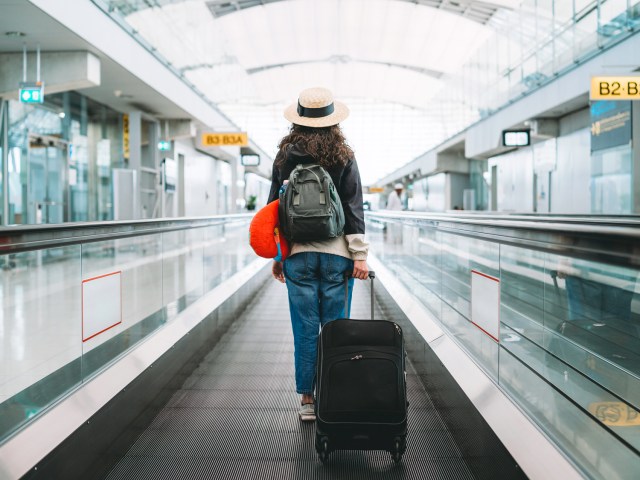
[345,234,369,261]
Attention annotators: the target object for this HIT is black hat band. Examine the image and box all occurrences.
[297,101,334,118]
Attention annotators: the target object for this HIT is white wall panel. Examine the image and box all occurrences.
[552,129,591,214]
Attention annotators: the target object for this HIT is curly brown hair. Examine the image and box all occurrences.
[275,124,353,169]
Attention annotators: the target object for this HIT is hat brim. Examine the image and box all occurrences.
[283,100,349,128]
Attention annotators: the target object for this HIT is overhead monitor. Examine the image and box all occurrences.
[241,154,260,166]
[502,130,530,147]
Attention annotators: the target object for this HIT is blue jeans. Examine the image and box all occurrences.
[283,252,354,395]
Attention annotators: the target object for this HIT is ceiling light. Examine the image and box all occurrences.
[114,90,134,99]
[5,31,26,37]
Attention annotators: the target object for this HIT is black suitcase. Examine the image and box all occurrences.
[314,271,408,463]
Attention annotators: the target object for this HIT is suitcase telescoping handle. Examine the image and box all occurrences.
[343,270,376,320]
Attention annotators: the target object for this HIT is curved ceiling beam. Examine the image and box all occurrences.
[204,0,505,24]
[245,56,444,78]
[110,0,510,25]
[180,56,444,79]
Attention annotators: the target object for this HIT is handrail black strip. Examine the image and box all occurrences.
[366,212,640,268]
[0,214,252,254]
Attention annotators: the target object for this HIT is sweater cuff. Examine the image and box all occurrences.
[346,234,369,261]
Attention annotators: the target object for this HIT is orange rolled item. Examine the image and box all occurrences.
[249,199,290,261]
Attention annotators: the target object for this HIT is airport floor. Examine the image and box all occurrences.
[105,278,475,479]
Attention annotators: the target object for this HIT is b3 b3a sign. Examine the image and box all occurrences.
[201,132,248,147]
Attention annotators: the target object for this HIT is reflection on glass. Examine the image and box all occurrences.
[366,213,640,477]
[500,348,640,478]
[552,258,639,361]
[0,246,82,439]
[546,255,640,405]
[80,235,164,379]
[163,229,205,311]
[0,218,254,444]
[500,245,546,339]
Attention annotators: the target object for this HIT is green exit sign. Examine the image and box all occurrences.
[19,82,44,104]
[157,140,171,151]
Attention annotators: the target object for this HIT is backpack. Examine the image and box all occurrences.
[279,163,345,242]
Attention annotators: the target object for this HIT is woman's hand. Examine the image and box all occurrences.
[352,260,369,280]
[272,261,285,283]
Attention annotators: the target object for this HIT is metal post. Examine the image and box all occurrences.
[22,44,27,83]
[128,111,142,218]
[596,0,602,48]
[1,100,9,225]
[36,43,40,83]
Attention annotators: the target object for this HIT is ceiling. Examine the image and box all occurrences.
[109,0,529,182]
[2,0,584,184]
[0,0,210,120]
[109,0,519,24]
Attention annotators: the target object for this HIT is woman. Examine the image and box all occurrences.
[268,87,369,422]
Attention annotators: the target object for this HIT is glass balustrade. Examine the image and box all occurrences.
[0,216,253,442]
[367,212,640,479]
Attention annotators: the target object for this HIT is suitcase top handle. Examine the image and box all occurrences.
[343,271,375,280]
[343,270,375,320]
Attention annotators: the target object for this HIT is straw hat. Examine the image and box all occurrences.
[284,87,349,128]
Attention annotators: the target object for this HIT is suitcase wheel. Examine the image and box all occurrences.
[316,436,330,463]
[391,437,405,463]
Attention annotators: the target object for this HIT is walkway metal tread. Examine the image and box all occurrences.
[105,279,475,480]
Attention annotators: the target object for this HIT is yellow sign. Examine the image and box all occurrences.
[368,187,385,193]
[201,132,248,147]
[122,114,130,159]
[591,76,640,100]
[588,402,640,427]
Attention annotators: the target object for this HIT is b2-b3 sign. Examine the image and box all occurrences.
[201,132,248,147]
[591,76,640,100]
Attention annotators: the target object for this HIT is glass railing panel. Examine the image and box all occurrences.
[415,226,442,319]
[0,246,82,439]
[162,228,205,313]
[365,212,640,477]
[222,220,256,277]
[203,223,226,290]
[500,245,547,346]
[363,219,399,265]
[575,8,599,58]
[441,232,501,379]
[80,234,164,379]
[0,216,256,445]
[543,253,640,407]
[366,220,444,318]
[534,327,640,450]
[500,345,639,480]
[599,0,631,45]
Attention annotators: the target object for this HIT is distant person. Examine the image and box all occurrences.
[386,183,404,211]
[267,87,369,422]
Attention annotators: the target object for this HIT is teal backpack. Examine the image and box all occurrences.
[279,163,345,242]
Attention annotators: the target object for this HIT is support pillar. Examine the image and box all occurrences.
[128,111,142,219]
[1,100,8,225]
[633,101,640,214]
